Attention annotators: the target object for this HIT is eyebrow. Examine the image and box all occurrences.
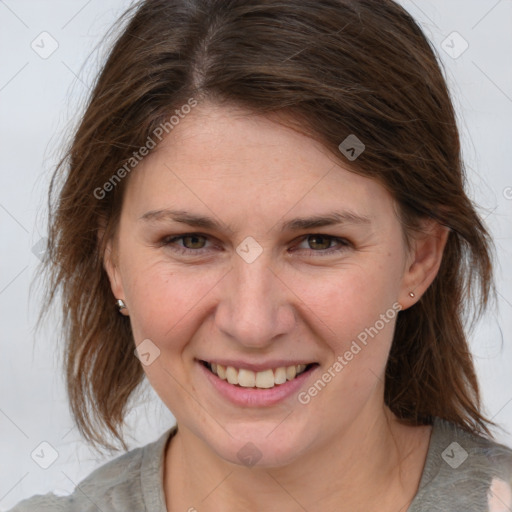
[138,208,371,232]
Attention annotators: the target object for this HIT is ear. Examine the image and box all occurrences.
[98,218,129,316]
[399,219,450,310]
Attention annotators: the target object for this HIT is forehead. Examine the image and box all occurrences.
[122,103,396,226]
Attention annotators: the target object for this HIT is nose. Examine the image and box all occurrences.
[214,251,296,349]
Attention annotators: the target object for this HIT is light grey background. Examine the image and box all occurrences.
[1,0,511,509]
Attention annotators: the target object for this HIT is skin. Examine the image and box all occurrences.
[104,102,449,511]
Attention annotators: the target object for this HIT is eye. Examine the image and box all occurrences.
[294,234,351,255]
[160,233,212,254]
[158,232,351,258]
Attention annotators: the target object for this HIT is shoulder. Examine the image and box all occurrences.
[410,417,512,512]
[7,427,176,512]
[432,416,512,479]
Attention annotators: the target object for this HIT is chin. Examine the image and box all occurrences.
[204,422,310,468]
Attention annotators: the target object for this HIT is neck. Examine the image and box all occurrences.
[164,403,431,512]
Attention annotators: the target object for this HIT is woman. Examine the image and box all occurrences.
[10,0,512,510]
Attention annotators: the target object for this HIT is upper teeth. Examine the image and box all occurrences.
[210,363,308,389]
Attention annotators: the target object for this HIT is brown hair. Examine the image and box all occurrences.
[39,0,497,451]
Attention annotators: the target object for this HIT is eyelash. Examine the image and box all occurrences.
[159,233,352,257]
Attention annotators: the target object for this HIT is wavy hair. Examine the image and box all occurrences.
[39,0,496,451]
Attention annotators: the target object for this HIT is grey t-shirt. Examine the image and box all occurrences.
[8,417,512,511]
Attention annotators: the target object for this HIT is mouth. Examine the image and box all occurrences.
[200,360,319,390]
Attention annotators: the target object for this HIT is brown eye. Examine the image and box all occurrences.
[307,235,334,250]
[181,234,207,249]
[160,233,212,254]
[293,234,351,257]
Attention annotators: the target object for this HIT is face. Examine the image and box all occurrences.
[105,102,426,467]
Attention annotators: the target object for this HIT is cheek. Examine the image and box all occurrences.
[286,258,402,360]
[121,256,222,346]
[120,259,223,406]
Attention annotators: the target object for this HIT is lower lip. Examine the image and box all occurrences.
[197,361,318,407]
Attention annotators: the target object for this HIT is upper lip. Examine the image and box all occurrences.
[198,358,317,372]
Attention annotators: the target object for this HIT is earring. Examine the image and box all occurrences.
[116,299,127,311]
[409,292,415,298]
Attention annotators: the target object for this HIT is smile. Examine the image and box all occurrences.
[201,361,316,389]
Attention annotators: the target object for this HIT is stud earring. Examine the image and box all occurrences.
[409,292,415,298]
[116,299,127,311]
